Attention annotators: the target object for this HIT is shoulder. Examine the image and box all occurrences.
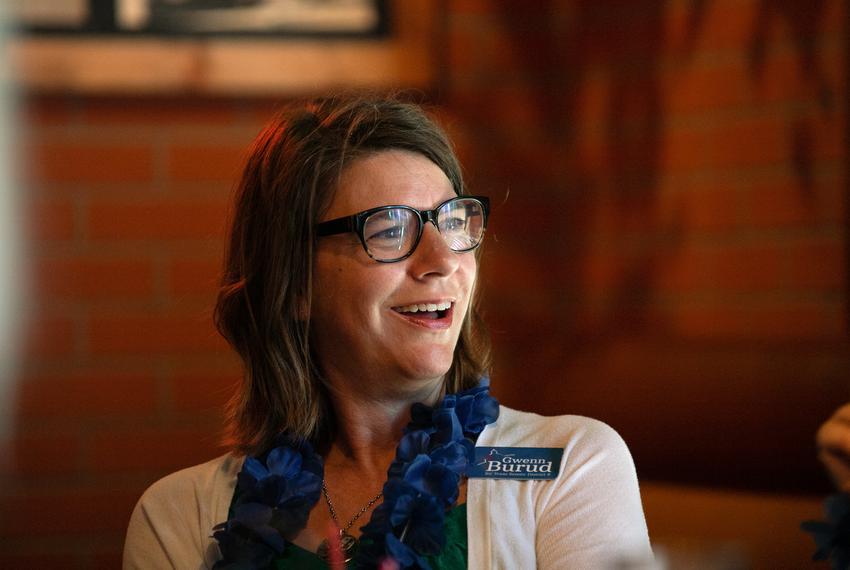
[483,406,630,457]
[123,454,242,570]
[137,453,241,508]
[482,406,640,500]
[469,407,652,566]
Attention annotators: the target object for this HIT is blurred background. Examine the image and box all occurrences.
[1,0,846,567]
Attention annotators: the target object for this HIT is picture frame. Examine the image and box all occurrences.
[16,0,388,38]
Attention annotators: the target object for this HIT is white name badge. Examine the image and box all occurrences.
[468,447,563,480]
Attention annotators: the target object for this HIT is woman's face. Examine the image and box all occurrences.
[310,150,477,393]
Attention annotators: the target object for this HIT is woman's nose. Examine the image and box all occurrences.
[409,222,460,278]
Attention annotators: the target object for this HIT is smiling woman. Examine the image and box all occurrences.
[122,93,654,569]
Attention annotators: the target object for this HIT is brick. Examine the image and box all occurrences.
[673,306,750,337]
[713,245,784,292]
[167,256,222,296]
[818,183,846,224]
[18,370,158,419]
[167,144,247,182]
[656,247,716,294]
[479,255,546,299]
[483,185,571,243]
[35,256,154,300]
[88,198,228,241]
[684,185,742,231]
[448,86,562,134]
[245,98,295,127]
[28,198,75,241]
[673,301,846,339]
[572,8,664,63]
[450,0,491,15]
[27,143,153,184]
[447,22,560,80]
[81,97,240,126]
[21,96,75,127]
[5,433,79,477]
[171,367,241,413]
[747,180,819,228]
[667,0,755,52]
[812,116,844,159]
[0,487,139,536]
[89,313,226,354]
[714,118,789,168]
[750,302,846,339]
[483,143,564,187]
[90,427,223,473]
[580,252,621,291]
[26,317,75,357]
[788,237,845,291]
[660,128,714,172]
[664,62,753,115]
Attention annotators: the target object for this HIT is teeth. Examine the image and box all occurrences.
[396,301,452,313]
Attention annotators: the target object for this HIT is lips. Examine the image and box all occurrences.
[391,300,454,330]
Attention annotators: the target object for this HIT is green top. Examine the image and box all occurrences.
[264,504,468,569]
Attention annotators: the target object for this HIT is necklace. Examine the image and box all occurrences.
[212,381,500,569]
[316,482,384,563]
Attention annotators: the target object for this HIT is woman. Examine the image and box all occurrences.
[817,404,850,492]
[801,405,850,567]
[123,94,652,569]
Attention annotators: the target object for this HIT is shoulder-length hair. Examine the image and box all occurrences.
[215,94,492,456]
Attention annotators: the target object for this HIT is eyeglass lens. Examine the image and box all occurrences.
[362,198,485,261]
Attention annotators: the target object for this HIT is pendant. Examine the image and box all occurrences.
[317,532,359,564]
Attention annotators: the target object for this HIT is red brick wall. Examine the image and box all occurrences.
[4,0,847,566]
[444,0,847,492]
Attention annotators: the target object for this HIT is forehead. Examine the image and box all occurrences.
[324,149,455,219]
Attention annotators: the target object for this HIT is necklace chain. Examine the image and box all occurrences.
[322,482,384,534]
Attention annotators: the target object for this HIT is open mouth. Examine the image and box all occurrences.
[393,301,453,321]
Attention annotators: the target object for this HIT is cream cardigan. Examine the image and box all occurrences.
[123,407,653,569]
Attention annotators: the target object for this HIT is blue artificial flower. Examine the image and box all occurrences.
[398,431,431,461]
[404,455,461,506]
[216,382,500,570]
[385,532,432,569]
[430,407,463,446]
[429,440,471,474]
[802,492,850,569]
[406,402,437,434]
[389,431,432,479]
[358,383,500,568]
[230,503,286,552]
[214,437,325,566]
[212,521,278,569]
[454,385,500,435]
[388,490,445,554]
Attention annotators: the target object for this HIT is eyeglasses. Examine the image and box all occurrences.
[316,195,490,263]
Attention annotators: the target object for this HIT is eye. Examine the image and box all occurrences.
[366,224,405,242]
[441,216,466,232]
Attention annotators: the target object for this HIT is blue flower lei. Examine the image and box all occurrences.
[212,382,500,569]
[802,492,850,569]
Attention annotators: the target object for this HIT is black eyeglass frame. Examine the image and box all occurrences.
[315,195,490,263]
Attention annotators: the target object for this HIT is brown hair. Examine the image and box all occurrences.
[215,94,491,455]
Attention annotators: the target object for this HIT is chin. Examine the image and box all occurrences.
[403,364,453,383]
[397,344,454,380]
[400,352,455,382]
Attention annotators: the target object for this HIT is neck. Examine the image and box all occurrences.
[322,370,444,475]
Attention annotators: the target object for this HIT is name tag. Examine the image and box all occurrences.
[467,447,563,480]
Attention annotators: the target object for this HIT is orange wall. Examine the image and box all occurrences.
[3,0,847,567]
